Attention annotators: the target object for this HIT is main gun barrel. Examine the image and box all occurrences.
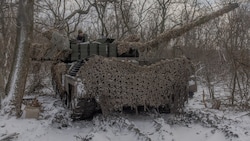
[146,3,239,49]
[116,3,239,54]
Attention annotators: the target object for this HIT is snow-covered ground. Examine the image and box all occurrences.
[0,84,250,141]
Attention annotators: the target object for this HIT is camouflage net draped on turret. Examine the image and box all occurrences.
[78,55,194,115]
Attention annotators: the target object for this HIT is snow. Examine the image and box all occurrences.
[0,114,241,141]
[0,117,91,141]
[1,83,250,141]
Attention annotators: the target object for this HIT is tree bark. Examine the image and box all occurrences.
[0,73,4,109]
[3,0,34,117]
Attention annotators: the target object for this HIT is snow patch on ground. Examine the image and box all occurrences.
[1,83,250,141]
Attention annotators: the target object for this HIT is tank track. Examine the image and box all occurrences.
[71,98,99,120]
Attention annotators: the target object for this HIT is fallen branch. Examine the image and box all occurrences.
[0,133,19,141]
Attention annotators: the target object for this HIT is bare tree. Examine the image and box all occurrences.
[219,5,250,106]
[35,0,96,35]
[3,0,34,117]
[90,0,109,37]
[0,0,18,108]
[88,0,144,39]
[156,0,172,33]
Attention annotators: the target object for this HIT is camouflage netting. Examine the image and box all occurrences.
[51,63,67,98]
[42,30,71,61]
[78,55,194,115]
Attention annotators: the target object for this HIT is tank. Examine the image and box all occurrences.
[50,3,239,120]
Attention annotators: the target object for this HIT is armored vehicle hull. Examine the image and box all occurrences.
[50,3,238,120]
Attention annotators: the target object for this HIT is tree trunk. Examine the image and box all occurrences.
[0,1,5,109]
[0,73,4,109]
[3,0,34,117]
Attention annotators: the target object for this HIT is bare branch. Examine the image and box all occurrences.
[64,2,96,21]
